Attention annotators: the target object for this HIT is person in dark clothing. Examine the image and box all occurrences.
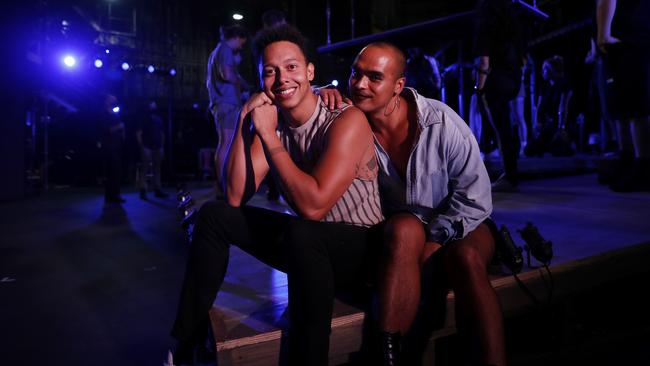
[169,25,382,366]
[136,100,168,199]
[525,55,574,157]
[405,47,441,100]
[474,0,526,192]
[100,94,125,204]
[206,24,250,197]
[597,0,650,191]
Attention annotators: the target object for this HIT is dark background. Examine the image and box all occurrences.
[1,0,595,201]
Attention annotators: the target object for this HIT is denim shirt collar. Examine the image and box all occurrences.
[403,87,442,130]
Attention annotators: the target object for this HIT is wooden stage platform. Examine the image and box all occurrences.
[191,171,650,366]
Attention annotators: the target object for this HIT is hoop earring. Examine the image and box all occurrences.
[383,95,400,116]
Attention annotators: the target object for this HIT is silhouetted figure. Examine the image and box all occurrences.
[405,47,441,100]
[526,55,574,157]
[206,24,250,197]
[597,0,650,191]
[136,100,168,199]
[474,0,526,192]
[100,94,125,204]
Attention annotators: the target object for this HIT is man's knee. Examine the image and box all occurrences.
[383,214,426,262]
[193,200,239,240]
[445,224,494,273]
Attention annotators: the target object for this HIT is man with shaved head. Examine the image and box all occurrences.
[323,42,503,365]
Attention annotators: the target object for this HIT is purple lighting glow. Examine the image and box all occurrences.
[147,65,155,73]
[121,62,130,71]
[94,59,103,68]
[63,55,77,68]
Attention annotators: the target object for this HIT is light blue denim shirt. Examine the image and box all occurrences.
[375,88,492,244]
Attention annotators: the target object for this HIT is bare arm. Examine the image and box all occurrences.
[558,89,573,129]
[221,65,241,85]
[476,56,490,90]
[535,96,543,130]
[224,93,272,206]
[254,106,373,220]
[429,57,442,90]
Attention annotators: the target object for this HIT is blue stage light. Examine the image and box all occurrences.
[105,49,110,54]
[94,59,103,68]
[112,106,120,113]
[169,68,177,76]
[331,79,339,87]
[121,62,130,71]
[63,55,77,68]
[147,65,155,73]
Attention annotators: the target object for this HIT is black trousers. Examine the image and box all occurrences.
[103,148,122,200]
[171,200,380,365]
[479,72,520,185]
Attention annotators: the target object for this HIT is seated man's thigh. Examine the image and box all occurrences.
[285,219,374,290]
[196,200,295,271]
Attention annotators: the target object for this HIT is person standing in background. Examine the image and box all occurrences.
[136,100,168,199]
[206,24,250,196]
[474,0,526,192]
[100,94,125,204]
[596,0,650,191]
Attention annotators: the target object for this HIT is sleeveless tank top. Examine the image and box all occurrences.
[275,97,383,227]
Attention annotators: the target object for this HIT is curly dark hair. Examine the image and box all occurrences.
[253,24,309,63]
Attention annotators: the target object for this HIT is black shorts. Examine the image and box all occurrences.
[602,42,650,120]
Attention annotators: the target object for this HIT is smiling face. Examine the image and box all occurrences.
[349,45,405,116]
[261,41,314,111]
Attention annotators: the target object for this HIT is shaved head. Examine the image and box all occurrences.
[360,42,406,78]
[349,42,407,116]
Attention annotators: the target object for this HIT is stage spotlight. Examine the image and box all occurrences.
[63,55,77,68]
[105,49,110,54]
[169,68,177,76]
[121,62,130,71]
[147,65,155,73]
[233,13,244,20]
[112,106,120,113]
[331,79,339,87]
[94,59,103,68]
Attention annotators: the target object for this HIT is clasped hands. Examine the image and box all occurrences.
[241,92,278,138]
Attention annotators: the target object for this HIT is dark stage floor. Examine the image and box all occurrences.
[1,172,650,365]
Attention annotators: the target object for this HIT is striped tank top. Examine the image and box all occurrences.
[275,97,383,227]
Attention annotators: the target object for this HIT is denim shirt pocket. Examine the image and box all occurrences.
[415,169,448,210]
